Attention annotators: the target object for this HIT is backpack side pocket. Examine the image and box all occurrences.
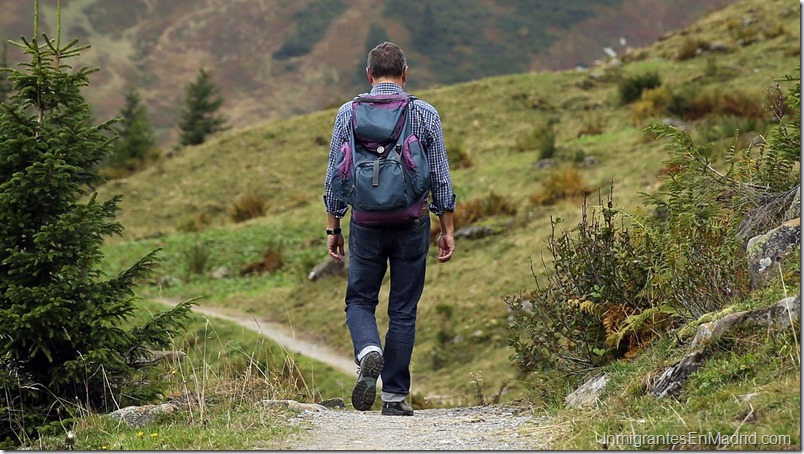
[332,141,353,203]
[402,134,431,200]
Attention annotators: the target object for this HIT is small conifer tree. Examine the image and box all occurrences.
[178,67,228,146]
[108,87,156,171]
[0,3,194,445]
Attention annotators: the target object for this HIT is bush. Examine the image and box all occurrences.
[516,123,556,160]
[530,168,590,206]
[446,139,473,169]
[230,191,267,223]
[618,71,662,105]
[508,190,658,375]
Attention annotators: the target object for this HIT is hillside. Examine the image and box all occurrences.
[94,0,800,407]
[0,0,733,146]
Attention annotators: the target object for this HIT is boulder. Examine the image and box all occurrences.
[565,373,609,408]
[260,399,327,412]
[108,403,179,427]
[746,218,800,288]
[650,295,800,398]
[308,253,348,281]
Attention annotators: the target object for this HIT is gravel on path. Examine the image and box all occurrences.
[269,404,552,451]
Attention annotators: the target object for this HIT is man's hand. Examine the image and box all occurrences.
[328,232,345,263]
[437,233,454,263]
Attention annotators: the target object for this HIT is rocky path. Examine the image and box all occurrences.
[268,405,552,451]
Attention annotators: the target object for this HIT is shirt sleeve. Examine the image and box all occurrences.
[418,103,456,215]
[323,104,350,218]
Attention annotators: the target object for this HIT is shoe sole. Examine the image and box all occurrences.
[351,353,383,411]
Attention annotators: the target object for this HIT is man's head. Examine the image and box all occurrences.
[366,42,407,86]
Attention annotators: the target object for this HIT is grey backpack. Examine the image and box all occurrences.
[331,94,430,224]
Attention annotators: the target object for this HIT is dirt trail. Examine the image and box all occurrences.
[154,297,357,376]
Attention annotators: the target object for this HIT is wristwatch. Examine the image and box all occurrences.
[326,227,342,235]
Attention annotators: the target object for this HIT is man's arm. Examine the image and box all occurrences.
[327,213,345,263]
[437,211,454,263]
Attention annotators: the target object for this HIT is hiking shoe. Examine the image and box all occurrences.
[351,351,383,411]
[382,400,414,416]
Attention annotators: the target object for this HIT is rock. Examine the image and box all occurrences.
[107,403,179,427]
[651,295,800,398]
[317,397,346,409]
[209,266,231,280]
[784,186,800,221]
[565,374,608,408]
[534,159,553,170]
[260,399,327,413]
[650,350,706,398]
[690,295,800,350]
[308,253,348,281]
[746,219,800,288]
[661,117,689,131]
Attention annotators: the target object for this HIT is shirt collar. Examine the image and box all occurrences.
[369,82,405,96]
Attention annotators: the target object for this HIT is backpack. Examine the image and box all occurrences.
[331,94,431,225]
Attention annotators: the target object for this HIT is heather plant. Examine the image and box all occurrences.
[0,6,193,446]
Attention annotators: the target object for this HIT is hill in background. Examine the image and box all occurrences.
[0,0,733,146]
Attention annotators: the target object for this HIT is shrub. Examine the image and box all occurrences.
[183,243,211,277]
[677,37,707,60]
[618,71,661,105]
[630,86,672,126]
[516,123,556,160]
[446,139,473,169]
[230,191,267,223]
[240,246,284,276]
[508,190,658,376]
[530,168,590,206]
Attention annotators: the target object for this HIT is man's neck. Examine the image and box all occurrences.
[370,76,405,87]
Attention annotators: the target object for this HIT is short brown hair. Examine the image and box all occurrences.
[366,42,406,79]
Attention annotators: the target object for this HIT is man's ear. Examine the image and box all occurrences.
[401,66,408,85]
[366,67,373,84]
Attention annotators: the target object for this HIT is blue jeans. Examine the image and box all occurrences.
[345,215,430,398]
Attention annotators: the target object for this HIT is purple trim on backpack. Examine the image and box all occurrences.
[352,96,410,148]
[401,135,418,170]
[337,141,352,177]
[353,197,426,225]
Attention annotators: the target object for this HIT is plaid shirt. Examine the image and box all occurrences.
[323,82,456,218]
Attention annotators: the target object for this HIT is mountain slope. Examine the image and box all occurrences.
[1,0,733,146]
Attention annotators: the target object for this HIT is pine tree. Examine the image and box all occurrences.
[178,67,228,146]
[0,3,194,444]
[108,87,156,171]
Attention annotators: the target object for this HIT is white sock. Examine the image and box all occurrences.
[357,345,383,362]
[381,392,406,403]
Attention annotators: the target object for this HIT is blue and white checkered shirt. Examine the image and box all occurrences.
[324,82,456,218]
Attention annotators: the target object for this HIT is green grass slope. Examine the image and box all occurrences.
[98,0,799,405]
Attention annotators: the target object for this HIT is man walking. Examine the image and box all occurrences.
[323,42,456,416]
